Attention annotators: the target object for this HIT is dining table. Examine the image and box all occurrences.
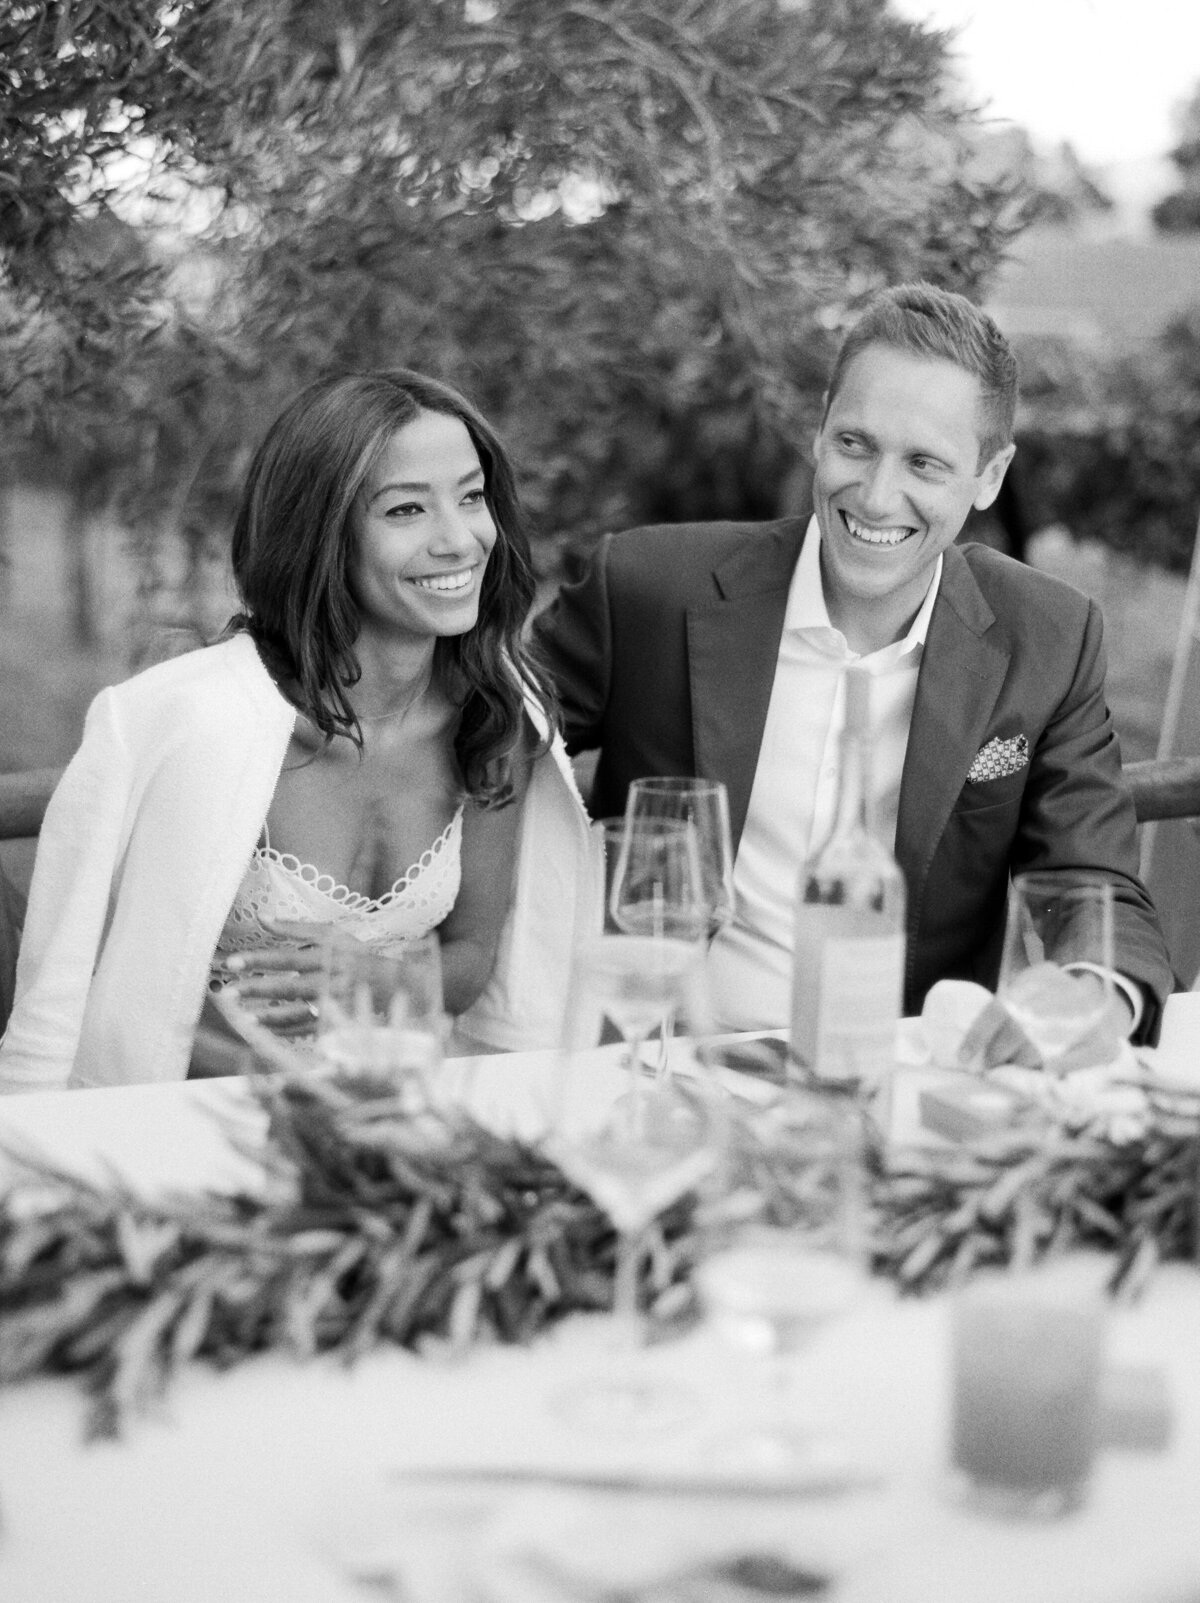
[0,1017,1198,1603]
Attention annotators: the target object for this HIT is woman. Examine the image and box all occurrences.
[0,371,596,1091]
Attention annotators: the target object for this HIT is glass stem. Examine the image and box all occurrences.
[655,1007,675,1081]
[623,1028,649,1134]
[612,1225,645,1348]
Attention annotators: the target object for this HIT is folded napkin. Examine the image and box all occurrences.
[343,1486,853,1603]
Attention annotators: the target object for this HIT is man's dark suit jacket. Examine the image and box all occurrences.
[533,518,1173,1042]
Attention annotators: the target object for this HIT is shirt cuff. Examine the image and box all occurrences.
[1064,961,1143,1036]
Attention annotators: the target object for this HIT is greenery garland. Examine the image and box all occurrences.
[1,1071,1198,1437]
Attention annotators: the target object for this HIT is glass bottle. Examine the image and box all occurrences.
[790,665,906,1086]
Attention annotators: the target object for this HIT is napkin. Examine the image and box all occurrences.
[917,981,993,1069]
[459,1489,847,1603]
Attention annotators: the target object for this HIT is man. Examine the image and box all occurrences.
[535,282,1172,1046]
[0,863,24,1039]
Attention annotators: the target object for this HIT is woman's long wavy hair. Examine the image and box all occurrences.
[228,369,556,807]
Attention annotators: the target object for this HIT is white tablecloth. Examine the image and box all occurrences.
[0,1047,1198,1603]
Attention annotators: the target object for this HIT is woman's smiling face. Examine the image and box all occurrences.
[350,409,497,645]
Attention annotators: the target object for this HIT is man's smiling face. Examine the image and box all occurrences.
[812,342,1014,648]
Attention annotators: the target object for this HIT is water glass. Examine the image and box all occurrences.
[999,872,1115,1067]
[695,1088,868,1468]
[316,933,446,1091]
[950,1258,1108,1516]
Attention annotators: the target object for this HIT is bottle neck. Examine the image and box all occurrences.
[831,726,873,841]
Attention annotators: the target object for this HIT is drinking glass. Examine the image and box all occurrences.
[547,941,724,1430]
[998,872,1115,1068]
[577,818,708,1072]
[315,933,446,1098]
[694,1088,868,1468]
[620,784,732,1077]
[608,812,710,942]
[951,1257,1108,1516]
[624,778,735,939]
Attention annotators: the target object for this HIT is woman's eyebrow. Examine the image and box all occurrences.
[368,468,483,502]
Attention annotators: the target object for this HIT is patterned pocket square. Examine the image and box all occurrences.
[967,734,1029,783]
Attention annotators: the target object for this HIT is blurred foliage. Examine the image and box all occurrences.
[1152,80,1200,235]
[1007,313,1200,572]
[1,0,1030,606]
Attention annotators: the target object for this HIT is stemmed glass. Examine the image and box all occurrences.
[623,778,735,940]
[694,1087,868,1469]
[621,779,735,1075]
[998,872,1115,1069]
[580,817,709,1075]
[315,932,446,1102]
[548,937,725,1430]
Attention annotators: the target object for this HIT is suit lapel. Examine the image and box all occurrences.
[896,545,1010,891]
[686,521,805,850]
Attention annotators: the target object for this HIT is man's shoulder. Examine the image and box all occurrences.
[596,517,805,597]
[606,517,800,560]
[952,542,1094,624]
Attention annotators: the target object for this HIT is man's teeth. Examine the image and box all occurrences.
[844,514,912,546]
[411,570,472,592]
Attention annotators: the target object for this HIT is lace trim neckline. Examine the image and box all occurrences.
[252,805,462,917]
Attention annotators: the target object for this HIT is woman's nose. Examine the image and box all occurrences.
[429,507,478,554]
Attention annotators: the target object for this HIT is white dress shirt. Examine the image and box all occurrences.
[707,516,939,1030]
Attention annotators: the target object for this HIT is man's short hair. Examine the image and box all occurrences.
[825,282,1018,465]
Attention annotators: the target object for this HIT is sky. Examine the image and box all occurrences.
[890,0,1200,165]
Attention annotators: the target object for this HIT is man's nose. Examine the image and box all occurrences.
[857,458,906,519]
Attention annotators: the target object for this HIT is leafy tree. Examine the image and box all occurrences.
[2,0,1028,628]
[1009,313,1200,574]
[1152,80,1200,234]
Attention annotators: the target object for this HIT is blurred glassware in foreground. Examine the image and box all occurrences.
[316,933,446,1098]
[695,1086,869,1470]
[548,938,725,1431]
[951,1256,1109,1517]
[999,872,1115,1070]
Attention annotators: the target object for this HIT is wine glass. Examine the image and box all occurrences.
[694,1087,869,1469]
[315,932,446,1103]
[547,939,724,1430]
[624,778,735,940]
[575,818,708,1069]
[620,782,733,1075]
[998,872,1115,1070]
[607,812,710,942]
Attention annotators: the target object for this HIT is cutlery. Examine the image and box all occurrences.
[389,1462,882,1497]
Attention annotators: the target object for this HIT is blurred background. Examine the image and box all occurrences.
[3,0,1199,788]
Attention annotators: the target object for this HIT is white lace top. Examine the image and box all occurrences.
[214,804,464,961]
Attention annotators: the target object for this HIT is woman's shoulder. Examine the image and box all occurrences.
[109,633,285,717]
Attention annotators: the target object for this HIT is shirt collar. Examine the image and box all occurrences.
[785,514,943,659]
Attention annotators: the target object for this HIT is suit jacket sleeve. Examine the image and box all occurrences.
[1016,597,1173,1041]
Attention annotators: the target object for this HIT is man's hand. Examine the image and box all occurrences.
[957,988,1133,1074]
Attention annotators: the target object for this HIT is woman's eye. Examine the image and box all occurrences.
[462,487,487,507]
[385,501,423,518]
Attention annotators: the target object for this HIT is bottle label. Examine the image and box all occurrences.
[802,934,904,1084]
